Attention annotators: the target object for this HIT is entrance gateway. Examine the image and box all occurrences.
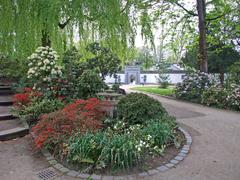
[124,65,140,84]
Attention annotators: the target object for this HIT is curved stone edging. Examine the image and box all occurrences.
[41,127,192,180]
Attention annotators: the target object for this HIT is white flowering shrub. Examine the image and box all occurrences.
[175,71,214,103]
[201,85,228,108]
[226,85,240,111]
[27,46,62,90]
[201,84,240,111]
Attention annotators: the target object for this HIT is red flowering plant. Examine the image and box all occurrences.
[13,87,43,109]
[12,87,65,126]
[32,98,107,152]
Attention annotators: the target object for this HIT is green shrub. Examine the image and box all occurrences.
[77,70,107,98]
[68,131,142,171]
[111,83,120,92]
[141,115,179,148]
[14,98,64,125]
[68,132,139,171]
[117,93,166,125]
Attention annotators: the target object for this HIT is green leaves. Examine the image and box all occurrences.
[117,93,167,125]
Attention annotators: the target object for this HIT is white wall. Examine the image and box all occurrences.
[105,73,185,84]
[104,74,125,84]
[140,73,185,84]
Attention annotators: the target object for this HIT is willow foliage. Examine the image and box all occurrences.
[0,0,164,60]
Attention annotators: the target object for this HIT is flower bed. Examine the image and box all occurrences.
[31,93,184,175]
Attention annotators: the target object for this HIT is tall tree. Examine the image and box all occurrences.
[196,0,207,72]
[165,0,231,72]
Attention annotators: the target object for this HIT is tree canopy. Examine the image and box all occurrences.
[1,0,239,74]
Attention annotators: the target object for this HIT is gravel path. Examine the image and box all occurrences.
[0,85,239,180]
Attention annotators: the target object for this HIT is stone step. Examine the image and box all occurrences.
[0,106,16,120]
[0,89,13,95]
[0,113,16,120]
[0,95,13,106]
[0,119,23,131]
[0,126,29,141]
[0,85,13,95]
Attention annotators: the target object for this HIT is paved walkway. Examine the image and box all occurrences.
[0,85,240,180]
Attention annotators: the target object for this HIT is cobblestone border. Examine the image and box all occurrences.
[41,127,192,180]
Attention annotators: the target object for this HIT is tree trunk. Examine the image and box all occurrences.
[41,29,51,47]
[219,68,224,86]
[196,0,208,73]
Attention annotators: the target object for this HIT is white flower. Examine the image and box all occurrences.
[51,69,57,74]
[43,59,50,65]
[38,62,42,66]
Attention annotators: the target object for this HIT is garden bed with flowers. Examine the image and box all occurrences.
[10,45,185,175]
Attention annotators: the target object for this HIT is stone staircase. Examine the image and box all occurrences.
[0,84,29,141]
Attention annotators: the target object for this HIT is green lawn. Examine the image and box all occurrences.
[130,86,174,96]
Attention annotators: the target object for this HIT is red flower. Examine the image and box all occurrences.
[13,93,30,105]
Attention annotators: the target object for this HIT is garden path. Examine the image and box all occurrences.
[123,85,240,180]
[0,85,239,180]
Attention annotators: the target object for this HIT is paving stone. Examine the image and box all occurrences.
[178,152,187,157]
[182,145,190,151]
[174,156,184,161]
[126,175,136,180]
[91,174,102,180]
[48,160,58,165]
[78,173,90,179]
[113,176,128,180]
[59,167,69,173]
[102,176,114,180]
[187,139,192,145]
[170,159,179,165]
[67,170,78,177]
[147,169,159,175]
[42,151,51,157]
[180,149,189,154]
[165,163,175,168]
[53,163,64,170]
[156,165,169,172]
[138,172,148,177]
[46,156,54,161]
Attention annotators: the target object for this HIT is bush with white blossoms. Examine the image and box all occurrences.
[226,84,240,111]
[27,46,62,90]
[201,85,228,108]
[175,71,214,103]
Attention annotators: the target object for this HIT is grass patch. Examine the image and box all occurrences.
[130,86,174,96]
